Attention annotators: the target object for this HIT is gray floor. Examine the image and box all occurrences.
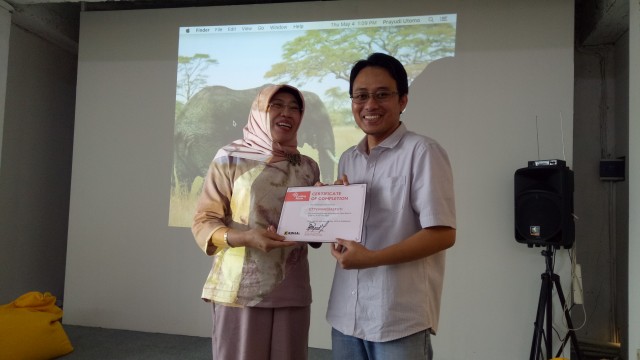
[59,325,332,359]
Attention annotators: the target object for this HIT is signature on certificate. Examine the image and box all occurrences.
[306,221,329,233]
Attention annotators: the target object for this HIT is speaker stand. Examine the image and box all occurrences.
[529,246,582,360]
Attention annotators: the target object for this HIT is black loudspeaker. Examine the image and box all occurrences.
[514,160,574,248]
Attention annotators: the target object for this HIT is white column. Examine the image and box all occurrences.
[629,0,640,359]
[0,0,13,171]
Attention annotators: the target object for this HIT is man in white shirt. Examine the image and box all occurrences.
[326,53,456,360]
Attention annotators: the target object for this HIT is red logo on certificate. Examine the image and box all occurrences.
[285,191,310,202]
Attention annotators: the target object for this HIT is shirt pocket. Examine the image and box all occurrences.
[371,176,406,213]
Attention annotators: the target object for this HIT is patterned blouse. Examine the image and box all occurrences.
[192,154,320,307]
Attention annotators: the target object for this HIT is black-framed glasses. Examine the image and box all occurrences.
[350,90,399,104]
[269,102,302,114]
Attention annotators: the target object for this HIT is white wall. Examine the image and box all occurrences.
[64,1,575,357]
[628,1,639,359]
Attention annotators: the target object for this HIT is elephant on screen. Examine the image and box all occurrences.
[173,85,336,193]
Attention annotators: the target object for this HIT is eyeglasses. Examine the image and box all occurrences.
[350,90,399,104]
[269,102,302,114]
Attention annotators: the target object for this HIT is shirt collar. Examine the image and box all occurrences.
[355,122,407,154]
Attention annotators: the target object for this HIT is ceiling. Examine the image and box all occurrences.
[1,0,630,53]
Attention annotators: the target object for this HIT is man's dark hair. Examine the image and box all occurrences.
[349,53,409,97]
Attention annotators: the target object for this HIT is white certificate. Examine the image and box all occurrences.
[277,184,366,242]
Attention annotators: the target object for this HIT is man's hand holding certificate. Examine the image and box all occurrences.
[277,184,366,242]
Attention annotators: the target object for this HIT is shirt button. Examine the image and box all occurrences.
[351,290,356,295]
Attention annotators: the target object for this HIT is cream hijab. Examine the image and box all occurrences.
[215,84,304,164]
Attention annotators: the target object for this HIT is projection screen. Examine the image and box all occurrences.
[170,14,456,227]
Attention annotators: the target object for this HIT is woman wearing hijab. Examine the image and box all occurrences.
[192,84,320,360]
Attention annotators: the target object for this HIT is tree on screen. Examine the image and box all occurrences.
[324,86,353,126]
[177,54,219,103]
[264,23,456,86]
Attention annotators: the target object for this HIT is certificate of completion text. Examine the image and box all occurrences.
[277,184,366,242]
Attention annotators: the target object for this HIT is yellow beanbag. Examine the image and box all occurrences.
[0,291,74,360]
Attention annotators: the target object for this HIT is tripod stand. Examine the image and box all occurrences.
[529,246,582,360]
